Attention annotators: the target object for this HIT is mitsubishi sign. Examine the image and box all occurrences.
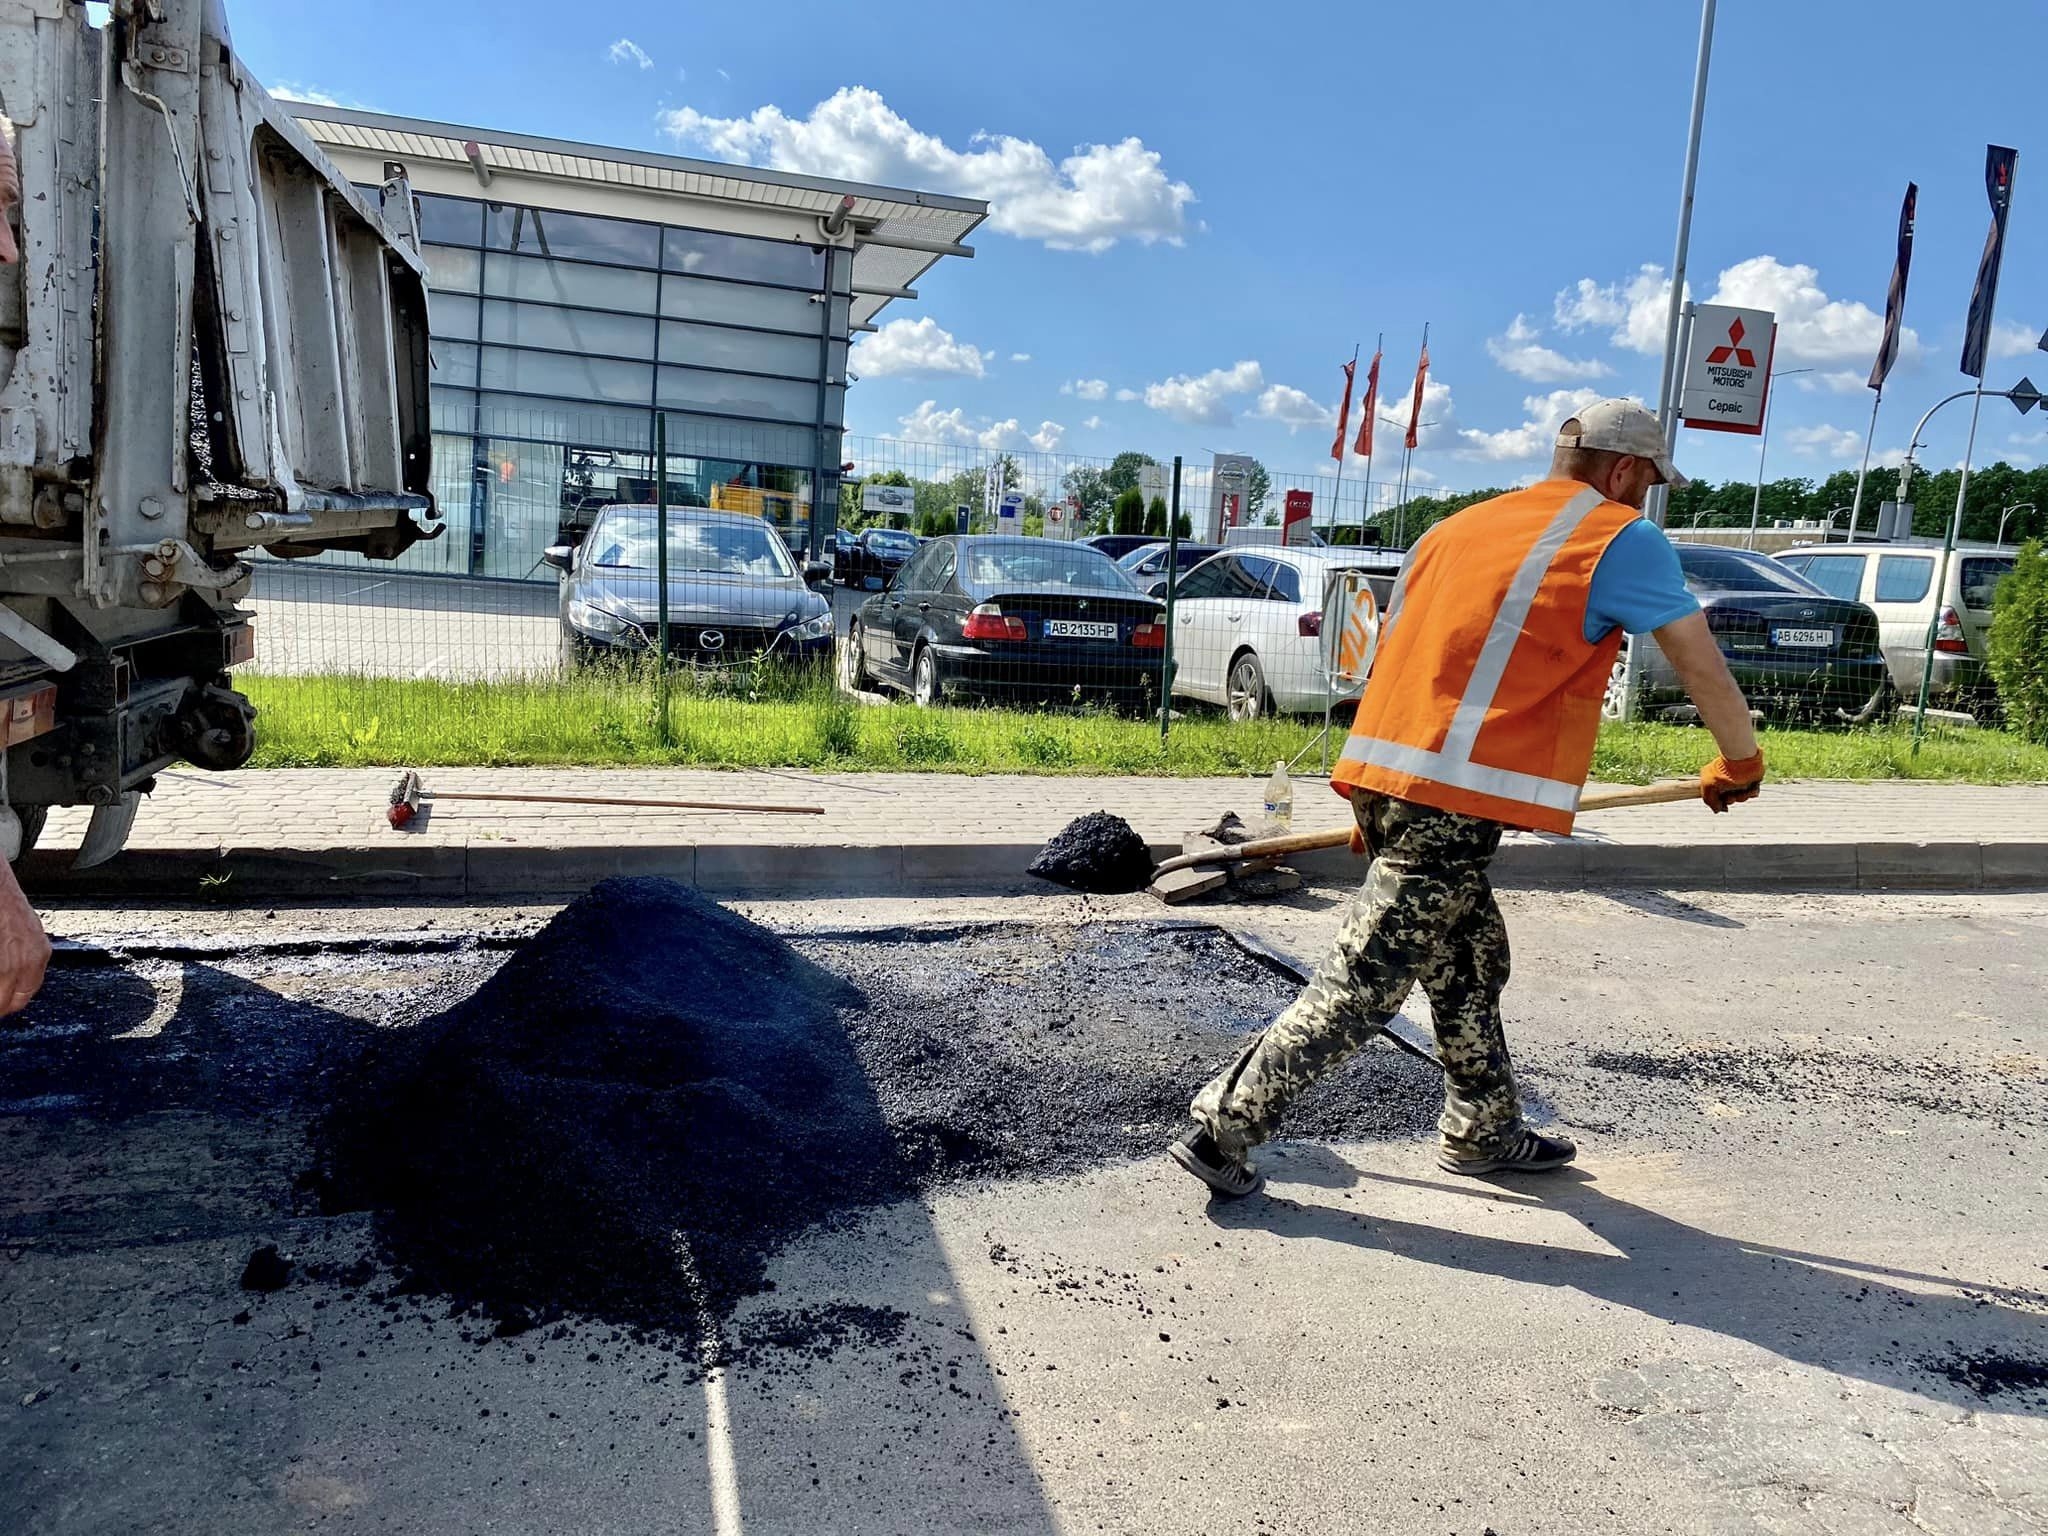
[1680,304,1777,436]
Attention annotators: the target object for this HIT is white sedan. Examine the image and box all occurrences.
[1168,547,1399,719]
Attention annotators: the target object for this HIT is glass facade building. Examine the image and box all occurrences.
[294,107,984,580]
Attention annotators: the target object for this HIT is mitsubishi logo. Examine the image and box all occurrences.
[1707,317,1758,367]
[698,629,725,650]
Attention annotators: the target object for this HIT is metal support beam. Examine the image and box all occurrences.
[851,284,916,301]
[851,230,975,259]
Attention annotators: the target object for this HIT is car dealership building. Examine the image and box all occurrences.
[292,105,986,576]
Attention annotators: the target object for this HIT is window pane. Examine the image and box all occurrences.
[470,392,652,450]
[657,366,816,423]
[657,321,818,376]
[431,339,479,388]
[663,226,824,287]
[483,252,658,313]
[429,292,479,341]
[485,204,661,266]
[422,244,481,294]
[1676,545,1823,594]
[1874,554,1933,603]
[1961,556,2016,610]
[1267,563,1301,603]
[658,274,820,332]
[482,300,655,359]
[823,382,846,429]
[1174,558,1230,600]
[415,194,481,246]
[479,345,652,404]
[1797,554,1866,600]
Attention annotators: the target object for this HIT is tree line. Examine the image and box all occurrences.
[842,451,1266,540]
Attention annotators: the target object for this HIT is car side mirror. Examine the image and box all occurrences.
[541,545,573,572]
[804,560,833,590]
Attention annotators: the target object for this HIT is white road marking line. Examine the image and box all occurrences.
[673,1233,744,1535]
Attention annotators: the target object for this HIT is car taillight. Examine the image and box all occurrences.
[1934,606,1968,654]
[1131,621,1165,649]
[1297,610,1322,638]
[962,604,1028,642]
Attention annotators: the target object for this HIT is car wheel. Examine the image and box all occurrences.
[911,644,941,708]
[1226,651,1269,722]
[1601,654,1631,721]
[843,622,872,692]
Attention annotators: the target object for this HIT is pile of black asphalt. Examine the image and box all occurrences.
[313,879,1441,1351]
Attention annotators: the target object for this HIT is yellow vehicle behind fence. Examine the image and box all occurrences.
[709,482,813,556]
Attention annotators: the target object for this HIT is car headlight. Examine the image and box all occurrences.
[789,611,834,642]
[567,597,635,640]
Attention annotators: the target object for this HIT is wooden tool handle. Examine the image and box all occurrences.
[1152,779,1700,875]
[427,790,824,815]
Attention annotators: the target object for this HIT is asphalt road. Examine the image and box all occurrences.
[3,885,2044,1534]
[248,563,870,680]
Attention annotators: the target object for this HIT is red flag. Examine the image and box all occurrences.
[1329,356,1357,463]
[1351,350,1382,457]
[1404,338,1430,451]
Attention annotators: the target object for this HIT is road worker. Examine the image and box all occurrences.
[1172,399,1765,1195]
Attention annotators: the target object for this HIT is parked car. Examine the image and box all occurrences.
[1774,540,2018,718]
[845,536,1166,709]
[544,505,835,669]
[1081,533,1161,562]
[1169,547,1402,719]
[1608,543,1891,724]
[1115,540,1222,597]
[838,527,921,589]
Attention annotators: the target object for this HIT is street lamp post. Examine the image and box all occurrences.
[1745,367,1813,548]
[1820,503,1853,539]
[1997,500,2036,546]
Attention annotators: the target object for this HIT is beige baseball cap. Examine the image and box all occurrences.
[1555,398,1688,488]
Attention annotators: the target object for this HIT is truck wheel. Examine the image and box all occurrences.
[6,806,45,866]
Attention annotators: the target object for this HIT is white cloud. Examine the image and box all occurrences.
[1554,265,1674,354]
[1026,420,1064,452]
[1081,415,1104,431]
[1784,424,1864,460]
[1991,320,2041,359]
[1010,352,1032,363]
[271,82,376,110]
[1555,255,1919,371]
[660,86,1196,252]
[1114,387,1141,402]
[895,400,979,445]
[1795,369,1871,395]
[1250,383,1336,434]
[1457,387,1609,463]
[1486,313,1612,383]
[1142,360,1263,427]
[848,317,987,379]
[607,37,653,69]
[1061,378,1109,401]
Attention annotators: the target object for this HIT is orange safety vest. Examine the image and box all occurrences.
[1332,479,1642,836]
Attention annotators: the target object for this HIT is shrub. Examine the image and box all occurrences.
[893,712,956,764]
[1987,539,2048,743]
[1111,486,1146,536]
[1144,497,1168,536]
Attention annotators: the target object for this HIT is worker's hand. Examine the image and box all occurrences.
[1700,751,1766,814]
[0,866,48,1016]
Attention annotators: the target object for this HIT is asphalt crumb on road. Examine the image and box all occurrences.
[1028,811,1154,893]
[311,878,1441,1352]
[1923,1350,2048,1403]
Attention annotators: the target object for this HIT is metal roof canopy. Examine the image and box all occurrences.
[289,105,987,330]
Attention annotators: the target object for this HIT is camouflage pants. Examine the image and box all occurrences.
[1191,793,1521,1161]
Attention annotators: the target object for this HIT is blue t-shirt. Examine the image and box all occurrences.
[1583,519,1699,643]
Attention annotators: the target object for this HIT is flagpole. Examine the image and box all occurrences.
[1360,333,1381,544]
[1849,386,1882,537]
[1397,322,1427,547]
[1331,343,1357,538]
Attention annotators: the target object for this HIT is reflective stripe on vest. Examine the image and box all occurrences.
[1338,485,1606,815]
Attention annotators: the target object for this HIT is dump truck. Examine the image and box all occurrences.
[0,0,438,865]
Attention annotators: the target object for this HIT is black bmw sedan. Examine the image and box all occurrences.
[845,536,1165,709]
[1615,542,1893,724]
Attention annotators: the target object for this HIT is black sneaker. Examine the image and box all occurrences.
[1168,1128,1263,1197]
[1438,1128,1578,1176]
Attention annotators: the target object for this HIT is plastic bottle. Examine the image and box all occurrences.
[1263,759,1293,831]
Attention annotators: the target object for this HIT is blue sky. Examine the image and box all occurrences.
[234,0,2048,497]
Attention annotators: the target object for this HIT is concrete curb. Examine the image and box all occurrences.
[20,837,2048,900]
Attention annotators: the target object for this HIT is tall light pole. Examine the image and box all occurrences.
[1997,500,2036,546]
[1821,503,1853,538]
[1744,366,1813,548]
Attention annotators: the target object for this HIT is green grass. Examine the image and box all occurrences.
[242,672,2048,783]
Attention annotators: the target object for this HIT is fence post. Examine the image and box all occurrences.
[1160,454,1181,745]
[655,411,673,745]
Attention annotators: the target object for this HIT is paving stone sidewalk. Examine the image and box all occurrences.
[22,767,2048,899]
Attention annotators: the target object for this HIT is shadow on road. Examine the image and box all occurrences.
[1212,1154,2046,1418]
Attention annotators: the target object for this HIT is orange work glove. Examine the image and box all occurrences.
[1700,751,1766,813]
